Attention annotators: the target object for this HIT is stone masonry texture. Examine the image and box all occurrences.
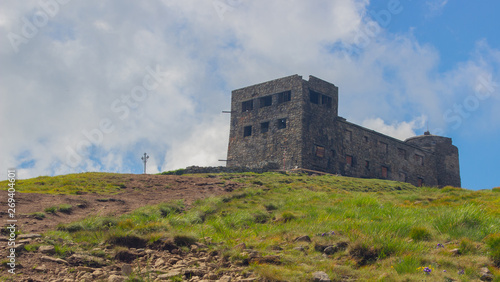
[227,75,461,187]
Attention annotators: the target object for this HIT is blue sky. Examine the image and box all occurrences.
[1,0,499,190]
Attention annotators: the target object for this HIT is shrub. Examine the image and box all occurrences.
[253,211,270,223]
[485,233,500,267]
[492,187,500,193]
[58,204,73,214]
[31,212,46,220]
[106,232,147,248]
[44,206,58,214]
[264,203,278,211]
[459,238,477,255]
[280,211,297,223]
[158,201,184,217]
[409,227,432,241]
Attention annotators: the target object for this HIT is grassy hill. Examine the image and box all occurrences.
[1,172,500,281]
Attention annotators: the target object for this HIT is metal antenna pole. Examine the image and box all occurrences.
[141,153,149,174]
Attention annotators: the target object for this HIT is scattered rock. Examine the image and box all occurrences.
[219,275,232,282]
[38,245,55,254]
[312,271,331,282]
[234,243,247,250]
[67,254,106,267]
[34,264,47,272]
[479,267,493,281]
[323,246,338,255]
[14,243,25,252]
[157,270,182,279]
[294,235,311,243]
[121,264,133,276]
[154,257,166,268]
[40,255,69,265]
[17,233,42,239]
[293,246,306,252]
[108,274,126,282]
[450,248,461,256]
[183,267,206,277]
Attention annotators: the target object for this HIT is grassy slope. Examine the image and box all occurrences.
[3,172,500,281]
[0,172,129,194]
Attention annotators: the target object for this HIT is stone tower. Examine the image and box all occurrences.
[227,74,461,187]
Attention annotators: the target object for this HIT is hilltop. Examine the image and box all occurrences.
[1,172,499,281]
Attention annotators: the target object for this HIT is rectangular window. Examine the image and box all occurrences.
[345,130,352,142]
[415,154,424,165]
[242,100,253,112]
[321,95,332,108]
[346,155,353,167]
[399,172,407,182]
[259,95,272,107]
[417,177,424,187]
[398,148,407,159]
[310,90,320,104]
[277,91,291,104]
[243,126,252,137]
[315,146,325,158]
[277,118,287,129]
[379,142,388,153]
[260,122,269,133]
[365,160,370,170]
[331,150,336,158]
[381,166,388,178]
[364,136,369,143]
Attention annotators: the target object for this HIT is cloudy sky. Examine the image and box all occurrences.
[1,0,499,190]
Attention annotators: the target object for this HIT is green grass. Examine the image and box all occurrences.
[0,172,132,194]
[7,172,500,281]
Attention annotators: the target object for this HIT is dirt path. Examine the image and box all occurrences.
[0,174,242,234]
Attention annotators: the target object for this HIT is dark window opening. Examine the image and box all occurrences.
[260,122,269,133]
[322,95,332,108]
[381,166,388,178]
[259,95,272,107]
[331,150,336,158]
[399,172,407,182]
[364,136,369,143]
[346,155,353,167]
[242,100,253,112]
[379,142,388,153]
[243,126,252,137]
[417,177,424,187]
[310,90,320,104]
[365,160,370,170]
[277,91,291,104]
[345,130,352,142]
[398,148,407,159]
[277,118,287,129]
[315,145,325,158]
[415,154,424,165]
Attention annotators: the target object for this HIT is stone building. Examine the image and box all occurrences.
[226,75,461,187]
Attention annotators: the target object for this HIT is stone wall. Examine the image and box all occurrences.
[227,75,305,170]
[226,75,461,187]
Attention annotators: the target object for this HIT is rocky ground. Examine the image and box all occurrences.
[1,233,262,281]
[0,174,262,281]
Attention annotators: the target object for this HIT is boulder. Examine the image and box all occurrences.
[312,271,331,282]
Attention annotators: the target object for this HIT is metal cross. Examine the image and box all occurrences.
[141,153,149,174]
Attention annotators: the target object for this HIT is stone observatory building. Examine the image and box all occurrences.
[226,75,461,187]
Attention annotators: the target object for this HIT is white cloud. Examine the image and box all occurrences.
[361,116,427,141]
[0,0,499,180]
